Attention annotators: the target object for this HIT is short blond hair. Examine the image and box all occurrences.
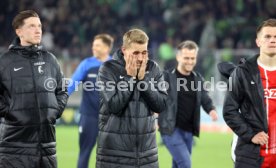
[122,29,149,48]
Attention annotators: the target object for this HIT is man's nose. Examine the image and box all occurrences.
[36,27,42,33]
[137,54,143,60]
[188,59,193,64]
[269,37,276,43]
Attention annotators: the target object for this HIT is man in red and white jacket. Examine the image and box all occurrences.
[223,18,276,168]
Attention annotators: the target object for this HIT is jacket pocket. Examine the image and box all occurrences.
[235,137,260,159]
[158,100,176,135]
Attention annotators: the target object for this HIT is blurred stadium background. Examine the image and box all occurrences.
[1,0,276,167]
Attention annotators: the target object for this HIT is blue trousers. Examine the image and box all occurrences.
[161,128,193,168]
[77,114,98,168]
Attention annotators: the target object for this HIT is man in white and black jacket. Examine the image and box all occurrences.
[158,40,218,168]
[0,10,68,168]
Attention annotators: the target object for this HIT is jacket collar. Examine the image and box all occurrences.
[239,54,260,74]
[171,68,198,77]
[217,62,237,79]
[9,37,44,56]
[113,49,126,65]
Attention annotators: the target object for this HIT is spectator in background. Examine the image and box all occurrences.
[68,34,114,168]
[158,37,176,70]
[0,10,68,168]
[158,40,218,168]
[2,0,274,59]
[96,28,167,167]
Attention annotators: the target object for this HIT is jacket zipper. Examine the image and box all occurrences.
[242,66,268,132]
[252,74,268,132]
[29,59,42,160]
[135,89,140,168]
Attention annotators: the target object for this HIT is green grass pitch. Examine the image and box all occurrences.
[56,126,233,168]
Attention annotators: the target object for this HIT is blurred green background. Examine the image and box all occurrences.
[56,126,233,168]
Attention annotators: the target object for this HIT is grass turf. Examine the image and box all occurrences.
[56,126,233,168]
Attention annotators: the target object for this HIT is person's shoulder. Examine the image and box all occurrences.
[236,55,258,71]
[42,51,61,67]
[78,57,93,66]
[147,59,158,66]
[231,65,245,77]
[0,51,16,72]
[191,71,205,82]
[86,57,105,67]
[226,64,247,83]
[43,50,57,59]
[147,59,161,70]
[98,59,122,77]
[0,50,14,65]
[192,70,203,78]
[102,59,117,66]
[0,50,11,60]
[99,59,118,71]
[84,56,97,62]
[163,68,174,76]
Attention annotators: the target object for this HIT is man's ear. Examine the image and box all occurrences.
[256,38,261,47]
[121,46,126,55]
[15,28,22,38]
[176,54,180,62]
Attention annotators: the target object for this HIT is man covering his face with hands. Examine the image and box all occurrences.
[96,28,167,168]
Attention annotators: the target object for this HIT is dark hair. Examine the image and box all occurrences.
[94,34,114,50]
[256,19,276,35]
[177,40,198,51]
[12,10,39,30]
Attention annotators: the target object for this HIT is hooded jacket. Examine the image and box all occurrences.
[0,38,68,168]
[96,49,167,168]
[223,55,267,167]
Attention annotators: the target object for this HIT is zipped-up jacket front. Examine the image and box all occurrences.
[96,49,167,168]
[0,38,68,168]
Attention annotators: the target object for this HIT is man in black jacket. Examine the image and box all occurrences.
[158,40,218,168]
[96,29,167,168]
[223,19,276,168]
[0,10,68,168]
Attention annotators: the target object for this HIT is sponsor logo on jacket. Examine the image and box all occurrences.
[34,62,45,66]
